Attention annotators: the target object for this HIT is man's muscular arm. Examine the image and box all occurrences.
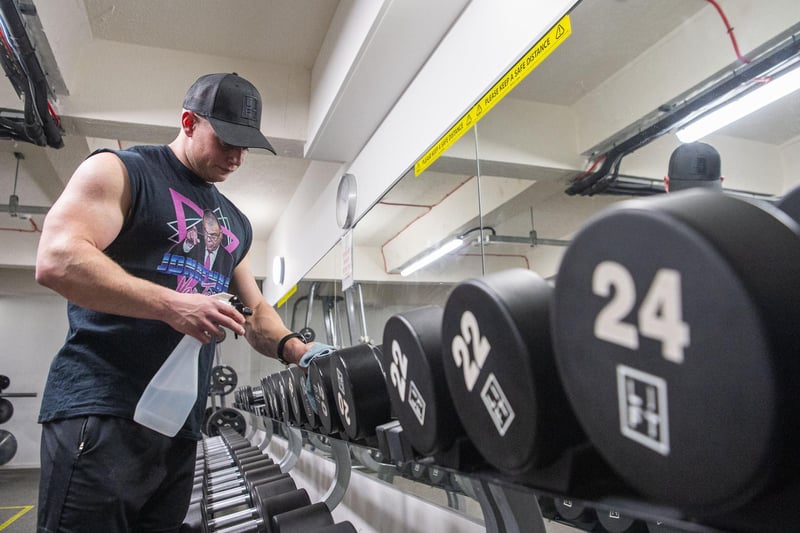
[35,151,245,343]
[229,254,308,365]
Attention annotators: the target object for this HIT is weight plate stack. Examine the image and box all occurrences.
[441,268,585,478]
[382,305,468,457]
[551,189,800,513]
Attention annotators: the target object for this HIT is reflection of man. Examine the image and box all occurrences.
[193,209,233,274]
[664,142,723,193]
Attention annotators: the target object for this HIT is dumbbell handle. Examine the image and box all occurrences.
[213,517,262,533]
[206,506,259,530]
[201,484,247,505]
[204,492,251,516]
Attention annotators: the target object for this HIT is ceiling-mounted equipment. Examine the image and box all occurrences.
[0,0,63,148]
[676,63,800,142]
[567,23,800,197]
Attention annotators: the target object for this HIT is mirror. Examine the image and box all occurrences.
[253,0,800,522]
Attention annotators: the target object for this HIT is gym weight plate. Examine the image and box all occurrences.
[382,305,467,457]
[551,189,800,512]
[441,268,585,477]
[331,344,391,441]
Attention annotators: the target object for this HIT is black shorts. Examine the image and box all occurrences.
[37,415,197,533]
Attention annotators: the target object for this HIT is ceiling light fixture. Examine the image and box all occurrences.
[676,64,800,143]
[400,238,464,277]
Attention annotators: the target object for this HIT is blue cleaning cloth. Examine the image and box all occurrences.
[299,343,335,413]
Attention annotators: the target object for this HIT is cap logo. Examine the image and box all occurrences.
[241,95,258,121]
[693,157,707,176]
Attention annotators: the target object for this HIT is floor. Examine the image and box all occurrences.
[0,467,581,533]
[0,468,38,533]
[0,467,640,533]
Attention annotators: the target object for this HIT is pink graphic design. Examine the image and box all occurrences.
[156,189,239,294]
[169,189,239,253]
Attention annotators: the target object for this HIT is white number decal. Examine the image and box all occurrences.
[593,261,690,364]
[593,261,639,350]
[451,310,491,392]
[638,269,690,364]
[390,340,408,401]
[337,392,351,425]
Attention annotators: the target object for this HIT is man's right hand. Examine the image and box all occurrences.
[165,292,247,343]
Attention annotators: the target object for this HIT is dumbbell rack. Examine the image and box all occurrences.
[233,384,799,533]
[189,425,358,532]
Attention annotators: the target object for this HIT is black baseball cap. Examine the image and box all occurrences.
[183,72,275,154]
[668,142,722,191]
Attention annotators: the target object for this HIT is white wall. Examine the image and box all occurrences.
[0,271,67,467]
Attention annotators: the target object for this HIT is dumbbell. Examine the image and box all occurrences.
[777,182,800,223]
[381,305,476,463]
[204,488,317,533]
[297,367,320,431]
[262,374,285,422]
[596,508,648,533]
[311,523,357,533]
[276,367,308,428]
[201,474,297,528]
[440,268,586,478]
[206,407,248,437]
[199,452,274,486]
[308,355,343,435]
[553,497,598,530]
[551,189,800,513]
[275,370,294,425]
[203,468,297,516]
[198,462,287,506]
[285,366,311,428]
[271,501,334,532]
[330,344,392,441]
[267,372,289,421]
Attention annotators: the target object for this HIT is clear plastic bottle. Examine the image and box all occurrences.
[134,334,203,437]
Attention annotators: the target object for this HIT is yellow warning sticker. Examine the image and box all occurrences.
[414,14,572,176]
[275,284,298,309]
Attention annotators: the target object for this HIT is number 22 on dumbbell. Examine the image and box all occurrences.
[593,261,689,365]
[389,341,408,401]
[450,310,490,392]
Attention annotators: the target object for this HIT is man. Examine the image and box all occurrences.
[35,72,328,532]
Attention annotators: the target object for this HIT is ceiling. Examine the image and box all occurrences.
[0,0,798,273]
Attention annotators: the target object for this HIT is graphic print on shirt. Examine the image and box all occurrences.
[155,189,241,295]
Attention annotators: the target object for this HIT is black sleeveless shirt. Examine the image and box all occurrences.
[39,145,252,439]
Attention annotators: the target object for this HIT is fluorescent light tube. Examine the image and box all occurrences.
[400,238,464,277]
[676,65,800,143]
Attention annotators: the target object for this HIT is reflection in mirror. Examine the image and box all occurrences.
[478,0,800,276]
[258,2,800,527]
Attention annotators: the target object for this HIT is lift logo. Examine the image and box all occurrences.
[481,373,515,437]
[617,364,670,456]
